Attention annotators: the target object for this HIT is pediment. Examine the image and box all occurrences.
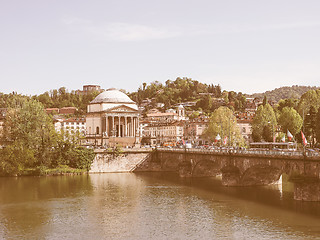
[107,105,138,113]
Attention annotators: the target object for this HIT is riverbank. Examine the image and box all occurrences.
[0,165,88,177]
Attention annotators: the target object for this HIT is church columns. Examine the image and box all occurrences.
[118,116,121,137]
[99,115,138,139]
[136,116,139,137]
[104,115,108,137]
[105,115,110,136]
[125,116,127,137]
[134,117,137,136]
[112,116,115,136]
[131,116,134,137]
[132,117,135,137]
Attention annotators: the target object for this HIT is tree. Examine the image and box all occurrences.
[263,95,268,106]
[276,98,298,112]
[196,95,212,113]
[278,107,303,139]
[304,105,317,146]
[252,104,277,142]
[297,89,320,116]
[202,106,245,146]
[69,147,95,171]
[316,107,320,146]
[0,96,96,175]
[0,97,57,174]
[234,93,246,112]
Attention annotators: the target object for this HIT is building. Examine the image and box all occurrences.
[237,119,253,143]
[235,111,254,143]
[45,108,59,114]
[184,117,209,145]
[142,121,184,146]
[54,117,86,136]
[76,85,103,95]
[86,88,140,147]
[59,107,78,115]
[146,105,187,122]
[45,107,78,115]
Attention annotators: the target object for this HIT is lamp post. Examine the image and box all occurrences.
[110,128,117,148]
[268,121,274,143]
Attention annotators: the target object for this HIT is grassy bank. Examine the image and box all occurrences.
[2,165,88,177]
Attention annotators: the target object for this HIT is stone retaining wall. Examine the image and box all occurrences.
[90,152,151,173]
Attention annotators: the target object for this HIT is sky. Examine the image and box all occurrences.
[1,0,320,95]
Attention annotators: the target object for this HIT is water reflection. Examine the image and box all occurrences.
[0,173,319,239]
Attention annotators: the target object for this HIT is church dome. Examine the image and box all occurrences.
[91,89,134,104]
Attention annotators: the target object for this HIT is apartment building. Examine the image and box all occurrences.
[142,121,184,146]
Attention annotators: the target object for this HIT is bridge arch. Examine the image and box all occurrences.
[192,159,221,177]
[240,164,282,186]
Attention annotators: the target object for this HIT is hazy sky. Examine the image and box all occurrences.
[1,0,320,95]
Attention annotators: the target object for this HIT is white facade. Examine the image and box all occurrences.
[86,88,140,147]
[146,105,188,122]
[54,118,86,136]
[143,122,184,146]
[237,121,252,142]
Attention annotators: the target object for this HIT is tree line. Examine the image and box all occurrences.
[129,77,248,113]
[0,87,100,116]
[250,85,318,102]
[252,89,320,146]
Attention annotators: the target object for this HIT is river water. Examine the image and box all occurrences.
[0,173,320,240]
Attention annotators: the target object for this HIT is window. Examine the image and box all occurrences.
[96,126,100,134]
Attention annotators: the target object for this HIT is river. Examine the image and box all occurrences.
[0,173,320,239]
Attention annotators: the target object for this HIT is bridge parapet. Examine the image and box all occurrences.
[156,147,319,159]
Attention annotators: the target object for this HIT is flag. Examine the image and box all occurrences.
[287,130,293,141]
[281,135,285,142]
[223,136,228,145]
[301,131,307,146]
[215,134,221,142]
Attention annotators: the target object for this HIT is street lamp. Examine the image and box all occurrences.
[110,128,117,148]
[268,121,274,143]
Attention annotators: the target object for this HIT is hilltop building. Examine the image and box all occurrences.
[76,85,104,95]
[146,105,187,122]
[86,88,140,147]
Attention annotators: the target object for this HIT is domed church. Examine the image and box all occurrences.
[86,88,140,147]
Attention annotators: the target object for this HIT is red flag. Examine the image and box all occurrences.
[301,131,307,146]
[287,130,293,141]
[223,136,228,145]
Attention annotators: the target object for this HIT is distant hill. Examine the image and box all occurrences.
[248,85,319,102]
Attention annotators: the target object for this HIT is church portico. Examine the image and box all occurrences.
[104,115,138,138]
[86,88,140,147]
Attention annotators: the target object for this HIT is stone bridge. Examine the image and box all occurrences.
[151,148,320,201]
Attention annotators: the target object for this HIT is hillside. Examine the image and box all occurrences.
[248,85,319,102]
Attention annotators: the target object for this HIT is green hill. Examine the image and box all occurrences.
[249,85,319,102]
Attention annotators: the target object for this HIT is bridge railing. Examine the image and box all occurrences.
[156,147,320,158]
